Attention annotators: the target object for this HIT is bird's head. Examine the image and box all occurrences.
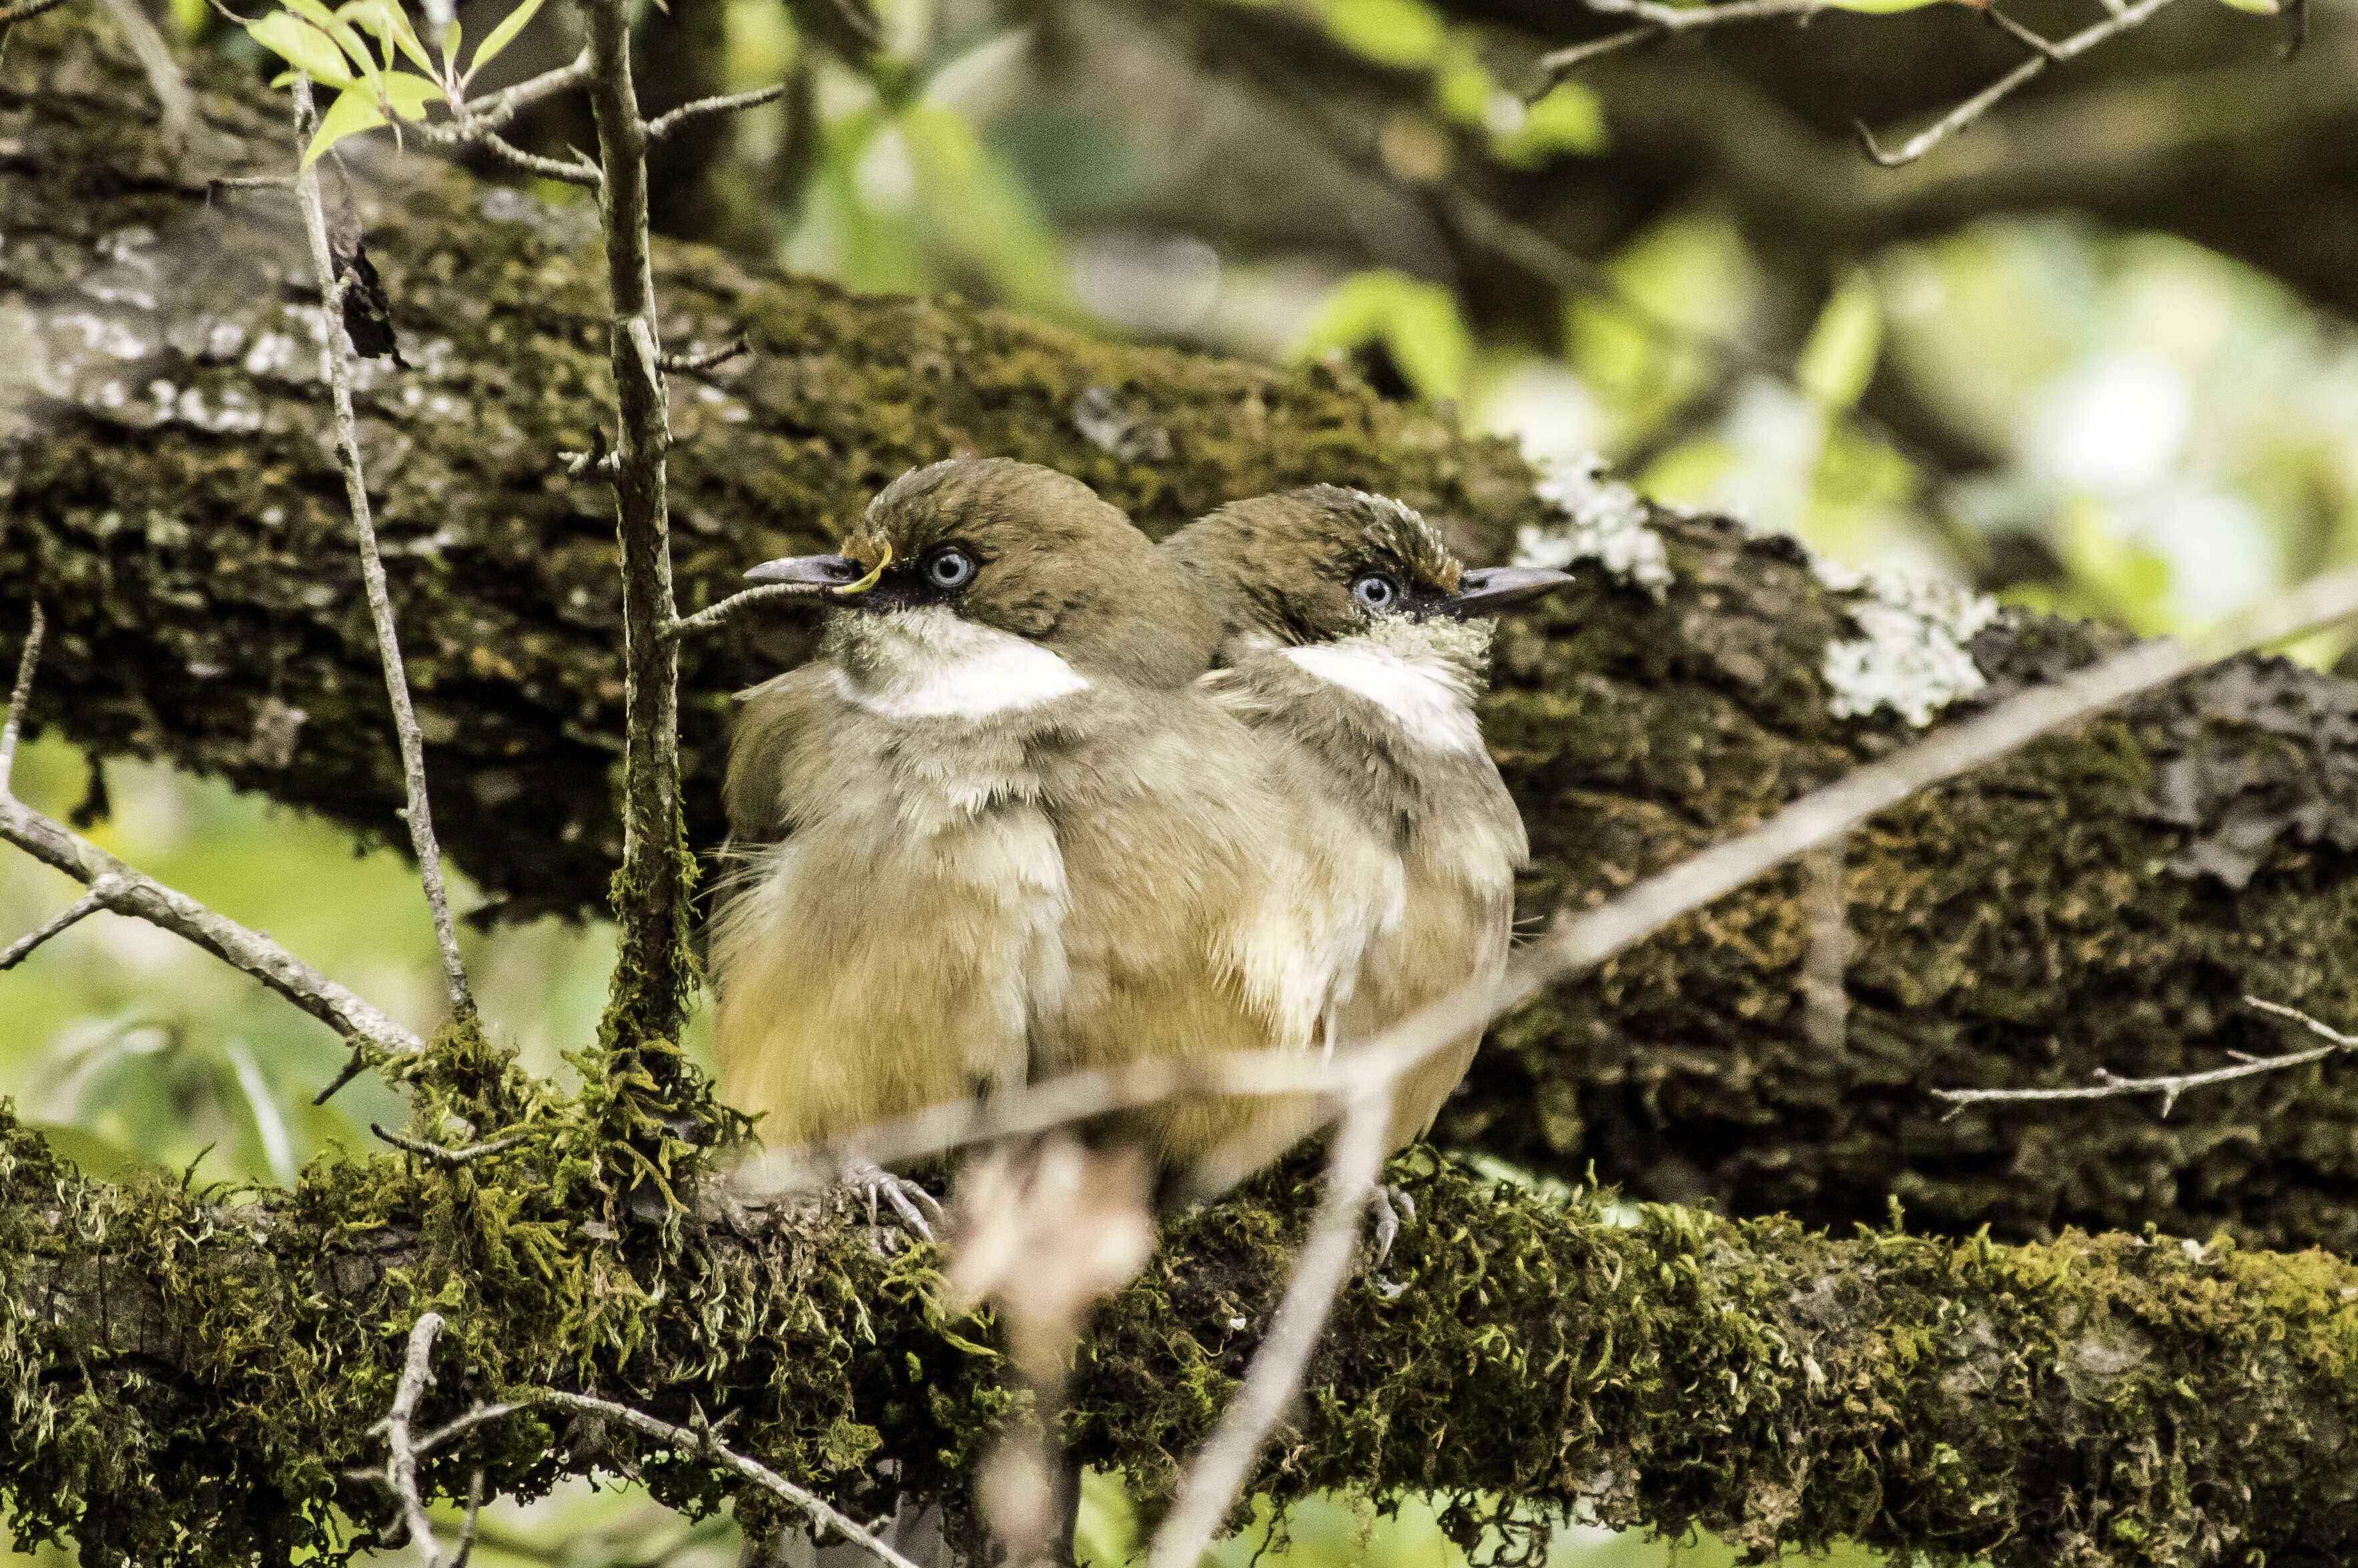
[747,458,1208,685]
[1164,486,1570,668]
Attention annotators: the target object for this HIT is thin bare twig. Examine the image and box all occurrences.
[656,335,751,374]
[97,0,195,145]
[0,0,69,21]
[1933,998,2357,1119]
[740,562,2358,1185]
[371,1124,532,1165]
[1534,0,1829,89]
[292,76,476,1027]
[1,604,42,793]
[663,584,818,641]
[0,877,117,972]
[420,48,595,140]
[536,1391,925,1568]
[1981,5,2066,61]
[472,129,602,187]
[384,1313,455,1568]
[1802,837,1850,1052]
[414,1402,526,1459]
[645,83,793,141]
[1145,1086,1394,1568]
[0,794,423,1056]
[1854,0,2179,167]
[579,1,694,1052]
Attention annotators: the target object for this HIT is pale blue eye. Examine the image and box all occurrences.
[927,548,977,589]
[1352,574,1399,611]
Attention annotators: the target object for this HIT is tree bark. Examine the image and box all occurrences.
[8,1114,2358,1568]
[7,15,2358,1275]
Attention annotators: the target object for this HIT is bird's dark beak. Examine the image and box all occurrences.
[745,554,867,593]
[1446,564,1573,616]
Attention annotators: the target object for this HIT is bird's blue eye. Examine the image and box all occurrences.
[1352,574,1399,612]
[925,548,977,590]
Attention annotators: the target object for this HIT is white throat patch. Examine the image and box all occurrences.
[828,604,1090,720]
[1281,635,1483,752]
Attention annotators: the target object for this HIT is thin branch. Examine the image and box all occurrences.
[0,878,117,972]
[1801,837,1850,1052]
[442,49,595,135]
[1146,1086,1394,1568]
[1534,0,1829,89]
[414,1402,526,1460]
[0,794,424,1057]
[1981,5,2067,61]
[97,0,195,145]
[656,335,751,374]
[452,1471,484,1568]
[1,603,41,794]
[291,75,476,1028]
[645,83,792,141]
[579,1,694,1052]
[1933,998,2357,1120]
[0,0,70,25]
[370,1124,531,1166]
[1854,0,2179,167]
[384,1313,457,1568]
[740,561,2358,1186]
[209,174,297,194]
[535,1392,925,1568]
[662,584,818,641]
[471,129,603,187]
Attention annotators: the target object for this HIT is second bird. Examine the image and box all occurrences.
[1153,486,1570,1200]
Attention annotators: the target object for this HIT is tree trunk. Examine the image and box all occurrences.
[7,16,2358,1279]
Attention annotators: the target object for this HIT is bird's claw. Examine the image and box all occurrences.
[1366,1183,1417,1296]
[843,1160,944,1248]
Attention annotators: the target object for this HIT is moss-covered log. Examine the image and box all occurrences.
[16,1096,2358,1568]
[10,1086,2358,1568]
[8,19,2358,1266]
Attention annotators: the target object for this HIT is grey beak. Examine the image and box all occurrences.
[745,554,865,590]
[1448,564,1573,615]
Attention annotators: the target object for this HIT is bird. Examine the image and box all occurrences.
[710,456,1294,1232]
[1146,485,1570,1211]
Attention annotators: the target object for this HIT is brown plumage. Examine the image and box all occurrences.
[1149,486,1569,1197]
[711,458,1297,1165]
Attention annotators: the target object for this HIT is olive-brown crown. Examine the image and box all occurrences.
[839,458,1216,686]
[1161,486,1464,645]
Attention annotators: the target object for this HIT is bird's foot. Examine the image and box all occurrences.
[1366,1183,1417,1298]
[843,1160,945,1253]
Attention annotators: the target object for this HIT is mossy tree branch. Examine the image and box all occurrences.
[3,1109,2356,1567]
[10,19,2358,1263]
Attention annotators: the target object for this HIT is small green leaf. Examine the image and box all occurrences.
[1431,33,1495,129]
[2211,0,2279,14]
[377,70,446,121]
[1295,268,1473,403]
[337,0,434,73]
[470,0,548,75]
[1797,269,1882,411]
[247,11,355,86]
[302,85,387,166]
[443,17,462,67]
[1320,0,1445,68]
[1491,80,1607,169]
[282,0,380,75]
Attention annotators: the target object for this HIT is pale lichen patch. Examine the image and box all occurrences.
[1515,457,1674,602]
[1813,556,1998,726]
